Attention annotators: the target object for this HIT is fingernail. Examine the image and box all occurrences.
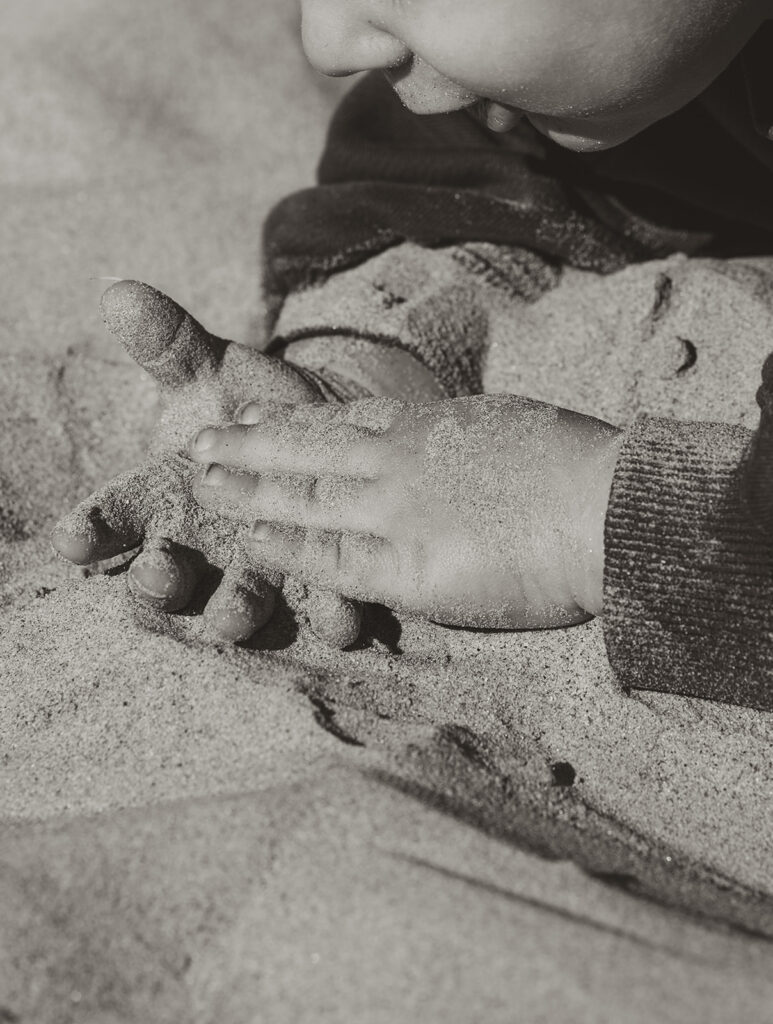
[193,428,218,453]
[250,521,273,541]
[236,402,261,424]
[202,464,228,486]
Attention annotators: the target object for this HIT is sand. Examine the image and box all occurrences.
[1,1,773,1021]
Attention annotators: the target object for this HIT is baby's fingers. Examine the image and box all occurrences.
[51,469,148,564]
[52,506,137,565]
[189,398,402,477]
[203,566,276,643]
[193,463,380,534]
[246,521,395,606]
[305,588,363,648]
[190,422,379,479]
[128,537,202,612]
[100,280,226,389]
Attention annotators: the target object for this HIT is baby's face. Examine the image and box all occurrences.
[299,0,766,150]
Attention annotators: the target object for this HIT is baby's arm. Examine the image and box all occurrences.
[52,233,557,645]
[189,394,621,629]
[193,253,773,710]
[288,253,773,710]
[185,245,619,630]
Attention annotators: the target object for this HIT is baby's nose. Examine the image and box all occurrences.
[299,0,410,77]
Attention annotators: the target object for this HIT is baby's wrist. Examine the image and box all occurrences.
[576,430,624,616]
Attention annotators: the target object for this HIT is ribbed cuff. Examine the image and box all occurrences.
[603,416,773,710]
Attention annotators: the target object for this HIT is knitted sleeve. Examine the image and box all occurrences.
[266,239,560,398]
[603,414,773,711]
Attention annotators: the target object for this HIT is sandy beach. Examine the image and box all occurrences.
[1,1,772,1021]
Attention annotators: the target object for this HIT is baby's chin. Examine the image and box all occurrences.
[527,112,653,152]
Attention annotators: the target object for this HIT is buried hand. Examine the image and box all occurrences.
[51,281,364,646]
[190,394,623,629]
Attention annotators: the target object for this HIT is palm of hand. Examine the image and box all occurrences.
[52,281,363,646]
[190,394,621,630]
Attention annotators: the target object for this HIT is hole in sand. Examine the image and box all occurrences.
[550,761,576,787]
[651,273,673,321]
[676,337,697,375]
[308,694,365,747]
[358,603,403,655]
[590,871,640,893]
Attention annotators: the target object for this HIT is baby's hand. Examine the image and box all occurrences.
[51,281,363,646]
[189,395,622,629]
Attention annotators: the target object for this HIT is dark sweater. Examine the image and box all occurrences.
[263,25,773,711]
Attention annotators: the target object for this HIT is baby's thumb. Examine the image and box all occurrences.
[100,280,226,388]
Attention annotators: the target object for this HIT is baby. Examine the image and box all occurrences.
[54,0,773,709]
